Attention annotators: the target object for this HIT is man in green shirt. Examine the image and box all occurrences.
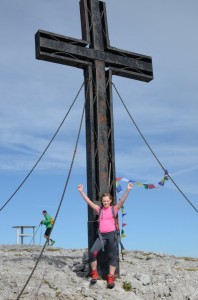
[41,210,55,246]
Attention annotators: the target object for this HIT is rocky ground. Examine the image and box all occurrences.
[0,245,198,300]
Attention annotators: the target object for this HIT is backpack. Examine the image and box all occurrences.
[50,217,55,225]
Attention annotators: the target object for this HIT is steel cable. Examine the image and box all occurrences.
[16,100,85,300]
[112,82,198,214]
[0,81,85,212]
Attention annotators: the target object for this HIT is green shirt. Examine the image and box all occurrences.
[42,213,52,228]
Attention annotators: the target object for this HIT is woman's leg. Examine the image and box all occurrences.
[105,232,116,288]
[89,237,103,270]
[107,232,117,274]
[89,237,106,281]
[91,260,97,271]
[109,264,116,275]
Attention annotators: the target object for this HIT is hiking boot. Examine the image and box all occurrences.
[50,240,55,246]
[107,274,115,289]
[90,270,98,282]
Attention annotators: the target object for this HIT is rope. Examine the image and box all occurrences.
[16,101,85,300]
[112,82,198,214]
[0,81,85,213]
[112,83,166,172]
[167,175,198,214]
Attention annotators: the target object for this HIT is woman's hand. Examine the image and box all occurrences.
[77,184,83,192]
[127,182,133,190]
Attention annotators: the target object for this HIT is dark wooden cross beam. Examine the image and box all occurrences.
[35,0,153,277]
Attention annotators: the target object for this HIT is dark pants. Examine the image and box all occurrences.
[89,231,117,267]
[44,227,52,238]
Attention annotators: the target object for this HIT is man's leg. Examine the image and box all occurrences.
[44,228,51,245]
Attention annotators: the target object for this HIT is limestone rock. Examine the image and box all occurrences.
[0,245,198,300]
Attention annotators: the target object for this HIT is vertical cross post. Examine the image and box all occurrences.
[35,0,153,278]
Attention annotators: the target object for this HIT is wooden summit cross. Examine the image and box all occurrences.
[35,0,153,277]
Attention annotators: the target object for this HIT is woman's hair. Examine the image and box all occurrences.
[100,193,113,206]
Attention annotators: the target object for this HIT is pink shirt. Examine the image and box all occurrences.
[95,205,118,233]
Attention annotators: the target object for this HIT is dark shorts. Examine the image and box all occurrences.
[44,228,52,237]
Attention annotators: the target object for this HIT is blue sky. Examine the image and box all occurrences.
[0,0,198,258]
